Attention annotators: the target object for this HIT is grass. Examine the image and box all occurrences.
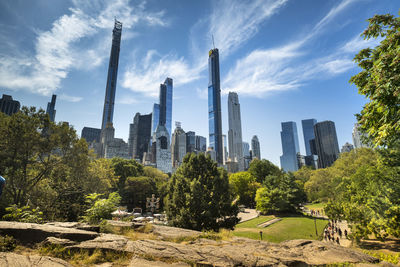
[304,203,326,210]
[235,216,275,228]
[234,215,328,243]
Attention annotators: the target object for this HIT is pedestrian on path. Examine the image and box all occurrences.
[0,175,5,198]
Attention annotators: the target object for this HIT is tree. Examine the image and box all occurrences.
[0,107,78,207]
[255,173,303,214]
[123,176,156,211]
[229,172,260,208]
[248,158,282,184]
[111,158,144,190]
[350,12,400,148]
[165,153,239,231]
[83,192,121,224]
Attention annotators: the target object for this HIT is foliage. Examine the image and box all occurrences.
[123,176,156,211]
[229,172,260,208]
[111,158,144,190]
[82,192,121,224]
[165,153,239,231]
[2,204,44,223]
[256,173,304,214]
[248,158,282,184]
[362,250,399,265]
[0,235,17,252]
[0,107,78,207]
[349,12,400,148]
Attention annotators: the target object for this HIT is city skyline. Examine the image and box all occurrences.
[0,0,397,166]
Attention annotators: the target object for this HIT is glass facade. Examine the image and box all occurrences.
[251,135,261,160]
[301,119,317,156]
[46,94,57,122]
[314,121,340,168]
[195,135,206,152]
[158,78,173,137]
[186,131,196,153]
[0,94,20,115]
[101,20,122,130]
[280,121,300,172]
[208,48,223,164]
[151,104,160,134]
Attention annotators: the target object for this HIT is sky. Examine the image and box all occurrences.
[0,0,398,166]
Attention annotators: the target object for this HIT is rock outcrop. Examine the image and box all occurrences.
[0,221,380,266]
[0,252,73,267]
[0,221,99,245]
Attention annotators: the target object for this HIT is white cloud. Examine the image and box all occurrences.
[0,0,167,97]
[341,33,382,53]
[59,93,83,102]
[122,51,201,97]
[223,0,362,97]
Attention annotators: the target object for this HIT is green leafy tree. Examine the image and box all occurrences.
[248,158,283,184]
[111,158,144,191]
[349,12,400,148]
[229,172,261,208]
[123,176,156,211]
[255,173,303,214]
[0,107,78,207]
[165,153,239,231]
[2,204,44,223]
[83,192,121,224]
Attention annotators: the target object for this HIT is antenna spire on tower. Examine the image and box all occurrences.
[212,35,215,49]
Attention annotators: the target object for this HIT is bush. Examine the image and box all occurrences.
[82,192,121,224]
[2,204,44,223]
[0,235,16,252]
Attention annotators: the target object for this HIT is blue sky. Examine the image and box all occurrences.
[0,0,398,166]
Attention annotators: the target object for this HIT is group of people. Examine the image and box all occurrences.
[310,209,323,216]
[324,219,348,245]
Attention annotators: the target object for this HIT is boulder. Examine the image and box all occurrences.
[0,221,99,245]
[151,225,201,240]
[0,252,73,267]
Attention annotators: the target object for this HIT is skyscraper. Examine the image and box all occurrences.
[153,124,172,173]
[195,135,207,152]
[46,94,56,122]
[228,92,244,171]
[0,94,20,115]
[186,131,196,153]
[314,121,340,168]
[101,19,122,130]
[208,48,223,164]
[171,122,186,168]
[280,121,300,172]
[223,134,228,165]
[251,135,261,160]
[242,142,251,170]
[81,127,101,143]
[151,103,160,134]
[341,142,354,153]
[128,112,152,161]
[159,78,173,137]
[301,119,317,156]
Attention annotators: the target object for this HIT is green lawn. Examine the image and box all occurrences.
[235,216,275,228]
[234,216,328,243]
[304,203,326,210]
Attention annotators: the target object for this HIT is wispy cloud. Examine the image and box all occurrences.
[122,50,201,97]
[0,0,167,97]
[59,93,83,102]
[222,0,368,97]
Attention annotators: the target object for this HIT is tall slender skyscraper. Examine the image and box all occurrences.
[314,121,340,168]
[280,122,300,172]
[208,48,223,164]
[46,94,56,122]
[301,119,317,156]
[101,19,122,130]
[158,78,173,137]
[251,135,261,160]
[228,92,244,171]
[151,103,160,134]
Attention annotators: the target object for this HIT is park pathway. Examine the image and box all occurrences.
[238,208,259,223]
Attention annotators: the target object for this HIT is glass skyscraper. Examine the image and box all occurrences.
[280,121,300,172]
[151,103,160,135]
[208,48,223,164]
[301,119,317,156]
[314,120,340,168]
[159,78,173,137]
[228,92,244,170]
[251,135,261,160]
[46,94,57,122]
[101,19,122,130]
